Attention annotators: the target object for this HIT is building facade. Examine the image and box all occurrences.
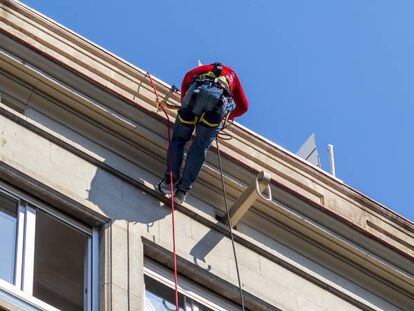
[0,1,413,310]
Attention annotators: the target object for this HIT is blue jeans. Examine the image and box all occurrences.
[166,121,221,192]
[165,83,234,192]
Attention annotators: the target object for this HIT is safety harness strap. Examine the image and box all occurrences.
[213,62,223,76]
[178,63,234,128]
[195,62,231,95]
[199,112,220,127]
[177,113,199,126]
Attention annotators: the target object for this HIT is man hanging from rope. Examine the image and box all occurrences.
[158,62,249,204]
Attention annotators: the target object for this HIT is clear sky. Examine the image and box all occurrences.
[21,0,413,221]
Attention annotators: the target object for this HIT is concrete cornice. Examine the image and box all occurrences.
[0,0,412,267]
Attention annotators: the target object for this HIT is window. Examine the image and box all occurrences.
[145,276,185,311]
[145,276,214,311]
[33,210,89,310]
[0,193,18,284]
[0,187,98,311]
[144,259,239,311]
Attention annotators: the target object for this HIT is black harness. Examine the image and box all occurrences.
[194,62,232,96]
[179,63,234,128]
[213,62,223,76]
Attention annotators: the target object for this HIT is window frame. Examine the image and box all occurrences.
[144,258,240,311]
[0,184,99,311]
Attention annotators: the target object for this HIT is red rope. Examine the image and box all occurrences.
[146,72,179,310]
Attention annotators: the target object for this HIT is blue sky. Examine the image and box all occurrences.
[22,0,413,221]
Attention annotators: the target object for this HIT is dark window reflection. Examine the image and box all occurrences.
[33,211,89,311]
[0,193,18,284]
[144,275,214,311]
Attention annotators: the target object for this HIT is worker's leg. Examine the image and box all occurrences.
[175,86,234,195]
[165,118,194,182]
[176,123,220,193]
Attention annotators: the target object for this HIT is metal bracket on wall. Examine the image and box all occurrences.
[223,171,272,228]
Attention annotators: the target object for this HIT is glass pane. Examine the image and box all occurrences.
[33,211,89,311]
[145,276,185,311]
[184,297,214,311]
[0,193,18,284]
[192,301,213,311]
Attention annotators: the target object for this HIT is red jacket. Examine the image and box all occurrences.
[181,64,249,119]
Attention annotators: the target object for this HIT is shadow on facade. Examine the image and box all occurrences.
[190,225,225,272]
[88,168,169,225]
[87,167,226,273]
[29,107,236,272]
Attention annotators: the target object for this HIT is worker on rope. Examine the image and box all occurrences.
[158,62,249,204]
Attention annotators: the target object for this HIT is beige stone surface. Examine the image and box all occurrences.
[110,225,128,291]
[0,1,413,310]
[128,230,144,299]
[110,285,128,311]
[0,86,410,310]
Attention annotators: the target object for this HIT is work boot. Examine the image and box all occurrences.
[174,190,187,205]
[158,175,176,194]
